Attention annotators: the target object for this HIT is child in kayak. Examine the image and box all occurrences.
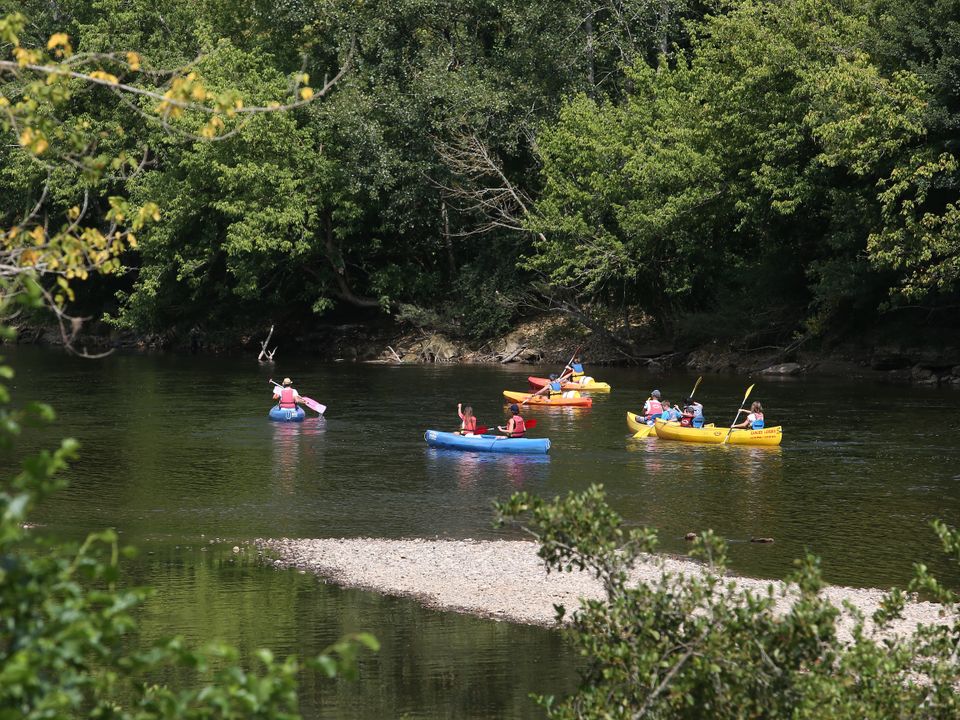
[457,403,478,435]
[660,400,682,422]
[547,373,580,399]
[498,404,527,438]
[679,397,705,427]
[564,356,594,387]
[734,401,765,429]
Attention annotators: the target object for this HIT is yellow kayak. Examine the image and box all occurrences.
[653,418,782,446]
[626,411,651,434]
[528,376,611,392]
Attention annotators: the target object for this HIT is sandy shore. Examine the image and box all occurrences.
[256,537,952,639]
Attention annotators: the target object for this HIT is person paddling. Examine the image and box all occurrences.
[733,401,765,429]
[564,355,594,387]
[498,404,527,438]
[457,403,478,435]
[273,378,303,410]
[679,396,705,428]
[642,389,664,423]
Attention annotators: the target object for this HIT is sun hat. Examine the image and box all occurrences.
[652,389,661,398]
[282,377,292,386]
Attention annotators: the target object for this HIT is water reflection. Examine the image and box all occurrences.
[271,418,326,494]
[424,447,550,490]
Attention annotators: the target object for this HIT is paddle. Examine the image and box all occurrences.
[471,419,537,435]
[521,345,581,406]
[632,424,652,439]
[722,384,755,445]
[689,375,703,399]
[269,379,326,416]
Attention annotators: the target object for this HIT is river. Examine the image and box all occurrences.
[9,347,960,718]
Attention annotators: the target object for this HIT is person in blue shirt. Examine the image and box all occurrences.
[659,399,682,422]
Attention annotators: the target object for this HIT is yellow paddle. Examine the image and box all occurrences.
[722,384,755,445]
[632,424,652,439]
[689,375,703,399]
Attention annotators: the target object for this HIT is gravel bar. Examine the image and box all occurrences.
[256,537,953,638]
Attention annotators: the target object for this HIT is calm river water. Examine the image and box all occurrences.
[10,347,960,718]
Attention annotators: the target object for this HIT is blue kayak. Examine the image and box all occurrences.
[424,430,550,454]
[269,405,305,422]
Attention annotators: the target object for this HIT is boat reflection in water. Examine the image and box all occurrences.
[424,446,550,490]
[271,417,327,494]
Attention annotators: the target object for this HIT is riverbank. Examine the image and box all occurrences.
[11,310,960,387]
[256,537,952,641]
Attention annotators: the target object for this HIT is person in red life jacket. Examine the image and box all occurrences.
[273,378,303,409]
[457,403,478,435]
[498,404,527,438]
[642,389,663,423]
[733,401,765,429]
[679,397,705,427]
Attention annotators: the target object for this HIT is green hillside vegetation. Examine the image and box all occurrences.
[3,0,957,348]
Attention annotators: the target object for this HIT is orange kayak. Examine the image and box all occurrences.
[503,390,593,407]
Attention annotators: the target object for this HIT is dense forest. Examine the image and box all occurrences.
[2,0,959,354]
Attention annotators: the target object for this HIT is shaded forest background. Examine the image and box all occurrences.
[3,0,959,358]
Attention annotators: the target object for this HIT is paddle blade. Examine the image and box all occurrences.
[301,396,326,415]
[742,384,755,404]
[525,418,537,429]
[632,425,652,439]
[690,376,702,398]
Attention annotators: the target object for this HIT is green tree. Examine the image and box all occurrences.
[497,484,960,719]
[1,13,377,716]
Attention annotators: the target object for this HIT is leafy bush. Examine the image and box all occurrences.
[496,484,960,720]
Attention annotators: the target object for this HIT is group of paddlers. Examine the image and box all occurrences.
[455,356,594,437]
[639,389,765,430]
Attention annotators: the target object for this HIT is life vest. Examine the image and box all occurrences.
[644,399,663,417]
[462,416,477,433]
[680,415,693,427]
[751,413,765,430]
[571,363,584,377]
[509,415,526,437]
[278,387,297,409]
[549,380,563,396]
[693,416,705,428]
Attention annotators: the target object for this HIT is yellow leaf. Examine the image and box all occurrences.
[126,51,141,70]
[89,70,120,85]
[30,226,45,246]
[67,206,80,220]
[300,87,314,101]
[127,233,137,248]
[46,33,69,50]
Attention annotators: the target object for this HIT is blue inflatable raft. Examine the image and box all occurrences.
[269,405,305,422]
[424,430,550,454]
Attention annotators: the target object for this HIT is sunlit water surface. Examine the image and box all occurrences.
[9,348,960,718]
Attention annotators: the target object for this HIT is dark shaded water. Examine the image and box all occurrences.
[9,347,960,717]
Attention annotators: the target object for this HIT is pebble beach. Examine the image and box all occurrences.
[257,537,954,641]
